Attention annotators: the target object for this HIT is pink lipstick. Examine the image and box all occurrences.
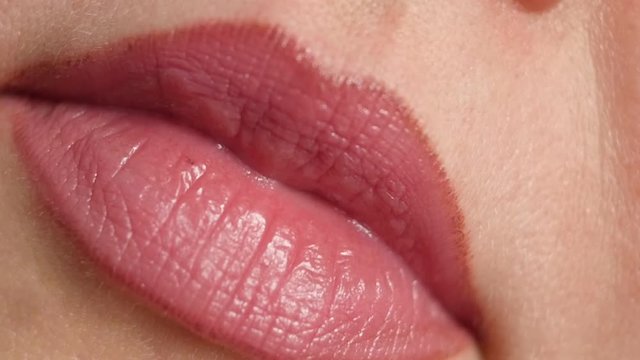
[4,23,477,359]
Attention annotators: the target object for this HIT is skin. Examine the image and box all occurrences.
[0,0,638,359]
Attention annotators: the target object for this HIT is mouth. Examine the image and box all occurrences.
[3,22,478,359]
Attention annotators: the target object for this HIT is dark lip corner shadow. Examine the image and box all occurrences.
[516,0,561,13]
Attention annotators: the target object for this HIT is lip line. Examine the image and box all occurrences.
[4,22,479,335]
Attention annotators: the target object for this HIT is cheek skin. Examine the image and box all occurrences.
[595,0,640,311]
[604,0,640,203]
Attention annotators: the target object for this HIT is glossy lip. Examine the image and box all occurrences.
[4,23,478,359]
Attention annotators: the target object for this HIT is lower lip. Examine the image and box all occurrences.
[5,23,474,359]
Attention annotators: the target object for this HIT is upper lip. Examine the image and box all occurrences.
[5,21,479,354]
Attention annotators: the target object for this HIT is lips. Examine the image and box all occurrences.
[3,23,477,359]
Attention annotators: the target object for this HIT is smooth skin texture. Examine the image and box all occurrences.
[0,0,639,359]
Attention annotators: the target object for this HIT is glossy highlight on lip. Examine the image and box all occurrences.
[5,23,478,359]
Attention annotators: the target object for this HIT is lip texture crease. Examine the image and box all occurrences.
[4,23,477,359]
